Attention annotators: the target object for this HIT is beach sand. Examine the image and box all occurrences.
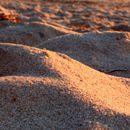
[0,0,130,130]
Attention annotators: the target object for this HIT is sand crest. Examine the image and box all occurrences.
[0,43,130,130]
[39,31,130,78]
[0,22,77,46]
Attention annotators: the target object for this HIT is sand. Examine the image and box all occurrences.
[0,0,130,32]
[0,22,77,46]
[0,43,130,130]
[38,31,130,78]
[0,0,130,130]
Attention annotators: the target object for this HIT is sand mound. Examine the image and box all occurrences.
[0,22,77,46]
[39,31,130,77]
[0,44,47,77]
[0,43,130,130]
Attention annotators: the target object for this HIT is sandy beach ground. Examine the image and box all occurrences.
[0,0,130,32]
[0,0,130,130]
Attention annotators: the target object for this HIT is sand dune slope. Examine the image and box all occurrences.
[39,31,130,77]
[0,22,77,46]
[0,43,130,130]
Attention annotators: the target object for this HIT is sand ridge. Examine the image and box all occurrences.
[0,43,130,130]
[0,22,77,46]
[39,31,130,77]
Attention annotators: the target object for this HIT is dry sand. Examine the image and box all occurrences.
[0,0,130,32]
[0,22,77,46]
[0,0,130,130]
[38,31,130,78]
[0,43,130,130]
